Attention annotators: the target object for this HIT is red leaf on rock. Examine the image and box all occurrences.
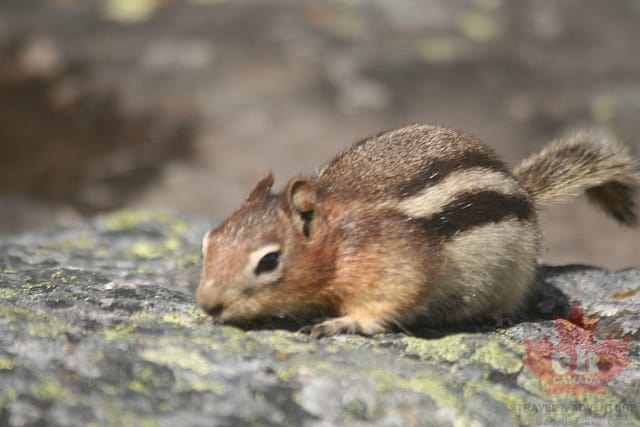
[523,302,631,399]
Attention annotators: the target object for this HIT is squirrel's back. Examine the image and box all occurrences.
[319,124,511,200]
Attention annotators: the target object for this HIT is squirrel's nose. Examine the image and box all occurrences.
[204,303,224,318]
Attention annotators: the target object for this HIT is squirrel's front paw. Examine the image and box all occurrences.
[300,316,385,338]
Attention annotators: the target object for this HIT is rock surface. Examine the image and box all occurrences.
[0,210,638,427]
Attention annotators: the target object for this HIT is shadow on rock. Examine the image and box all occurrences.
[207,265,576,339]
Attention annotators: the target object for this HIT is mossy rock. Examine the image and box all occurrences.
[0,210,638,426]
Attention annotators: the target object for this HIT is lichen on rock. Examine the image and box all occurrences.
[0,210,639,426]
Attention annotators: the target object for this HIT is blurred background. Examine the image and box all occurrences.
[1,0,639,268]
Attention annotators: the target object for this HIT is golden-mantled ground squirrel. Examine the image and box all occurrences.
[196,124,640,337]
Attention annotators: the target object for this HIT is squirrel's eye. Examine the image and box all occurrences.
[254,251,281,275]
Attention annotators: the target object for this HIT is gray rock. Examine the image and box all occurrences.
[0,210,638,426]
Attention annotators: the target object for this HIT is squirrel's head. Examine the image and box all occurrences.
[196,173,337,324]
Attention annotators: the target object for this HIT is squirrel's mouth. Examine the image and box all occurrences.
[202,308,313,332]
[198,298,332,332]
[203,303,225,318]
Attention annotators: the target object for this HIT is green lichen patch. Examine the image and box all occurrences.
[104,322,138,341]
[0,356,16,370]
[23,280,56,295]
[405,369,462,409]
[403,333,470,362]
[521,375,548,398]
[46,232,97,252]
[465,382,527,424]
[322,335,373,354]
[176,251,201,268]
[459,11,500,42]
[128,308,210,333]
[201,326,261,356]
[140,345,215,376]
[0,304,34,322]
[48,269,85,285]
[363,365,462,412]
[30,379,69,402]
[366,369,411,394]
[250,330,318,354]
[105,210,188,235]
[417,36,465,64]
[191,379,227,395]
[370,334,532,421]
[0,288,18,299]
[464,335,524,374]
[130,238,182,259]
[128,365,176,395]
[0,303,80,338]
[275,365,300,382]
[91,350,105,364]
[27,319,76,338]
[161,308,209,327]
[576,390,638,420]
[129,311,159,324]
[273,359,343,387]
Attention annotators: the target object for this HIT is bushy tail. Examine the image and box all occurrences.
[513,131,640,225]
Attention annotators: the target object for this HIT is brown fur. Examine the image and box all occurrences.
[196,124,639,337]
[514,131,640,224]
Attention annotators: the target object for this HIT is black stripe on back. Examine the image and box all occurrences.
[396,149,509,197]
[414,191,534,240]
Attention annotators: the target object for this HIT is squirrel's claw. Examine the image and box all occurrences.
[300,316,385,338]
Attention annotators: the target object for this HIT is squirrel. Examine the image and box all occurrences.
[196,124,640,337]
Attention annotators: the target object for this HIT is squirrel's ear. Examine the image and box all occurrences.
[246,172,274,202]
[286,178,317,238]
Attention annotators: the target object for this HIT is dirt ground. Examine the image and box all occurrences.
[1,0,639,268]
